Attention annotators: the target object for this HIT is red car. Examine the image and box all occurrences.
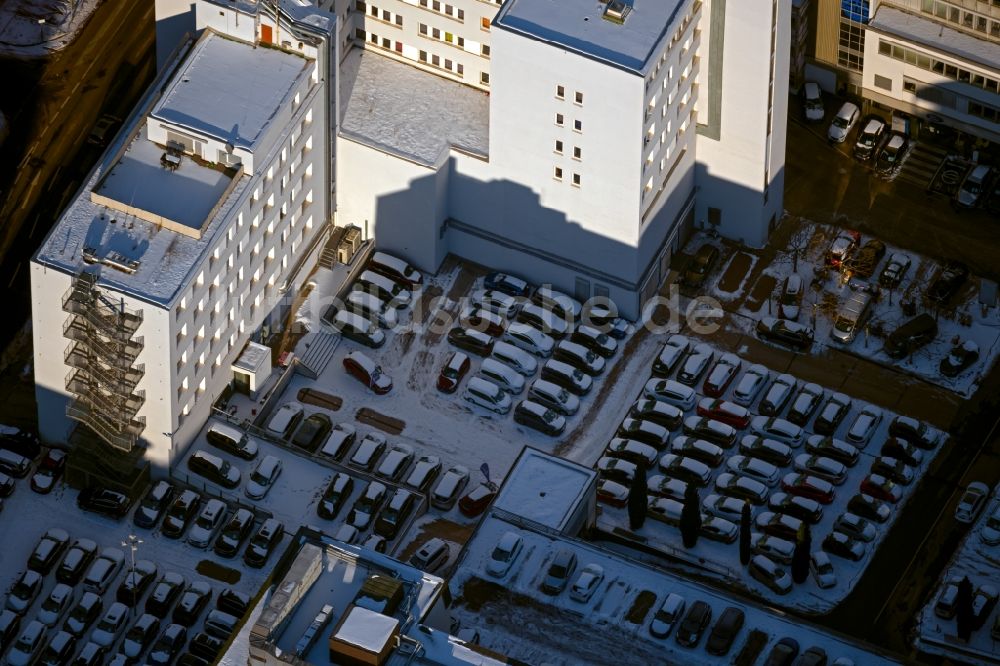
[702,353,741,398]
[31,449,67,494]
[781,472,835,505]
[343,351,392,394]
[458,482,498,517]
[437,351,471,393]
[860,474,903,503]
[696,398,751,429]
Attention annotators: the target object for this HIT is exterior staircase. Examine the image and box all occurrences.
[296,330,340,379]
[897,141,948,189]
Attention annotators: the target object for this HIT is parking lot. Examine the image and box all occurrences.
[591,336,947,615]
[0,474,273,663]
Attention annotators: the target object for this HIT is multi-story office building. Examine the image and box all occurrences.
[30,4,335,486]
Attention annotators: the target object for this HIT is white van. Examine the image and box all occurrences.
[531,286,582,320]
[479,358,525,394]
[463,377,512,414]
[491,341,538,376]
[528,379,580,416]
[830,290,872,344]
[346,290,398,329]
[368,251,422,286]
[333,309,386,348]
[355,270,411,308]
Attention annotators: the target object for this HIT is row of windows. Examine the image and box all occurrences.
[417,47,465,76]
[552,168,581,186]
[553,140,582,160]
[554,113,583,132]
[351,30,491,85]
[878,39,1000,94]
[920,0,1000,39]
[555,86,584,105]
[417,23,489,57]
[357,1,404,27]
[969,100,1000,124]
[417,0,465,21]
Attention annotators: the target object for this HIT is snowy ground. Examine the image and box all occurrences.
[0,475,275,661]
[448,515,899,666]
[590,337,947,615]
[0,0,102,58]
[915,487,1000,665]
[698,222,1000,398]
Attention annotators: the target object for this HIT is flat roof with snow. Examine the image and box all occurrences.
[870,6,1000,72]
[494,0,686,73]
[339,50,489,166]
[335,606,399,651]
[152,32,309,150]
[491,448,595,532]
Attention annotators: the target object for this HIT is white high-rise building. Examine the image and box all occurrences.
[30,4,335,485]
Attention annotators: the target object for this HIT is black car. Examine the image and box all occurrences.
[513,400,565,436]
[28,528,70,574]
[447,327,494,356]
[675,600,713,647]
[0,428,41,460]
[145,572,187,618]
[0,609,21,653]
[878,253,911,289]
[77,487,132,518]
[291,413,332,453]
[38,630,77,665]
[0,472,13,497]
[373,489,416,540]
[875,131,908,177]
[812,393,851,436]
[852,115,886,162]
[927,261,969,304]
[186,451,240,489]
[56,538,98,585]
[885,314,937,359]
[880,438,923,467]
[172,581,212,626]
[843,239,886,279]
[683,245,719,288]
[317,473,354,520]
[73,642,108,666]
[134,480,176,529]
[161,490,202,539]
[148,624,187,666]
[116,559,158,606]
[847,493,891,524]
[244,519,284,568]
[705,606,745,656]
[188,632,224,662]
[755,317,813,351]
[213,509,255,558]
[940,340,980,377]
[216,589,250,618]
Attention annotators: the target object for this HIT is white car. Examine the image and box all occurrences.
[802,81,825,122]
[752,532,795,565]
[471,289,521,319]
[464,376,513,414]
[794,454,848,485]
[83,548,126,595]
[479,358,526,394]
[503,322,554,357]
[36,584,75,627]
[533,285,582,320]
[703,494,747,523]
[750,416,804,447]
[7,621,47,666]
[91,602,129,647]
[486,531,524,577]
[554,340,606,375]
[570,564,605,602]
[703,516,739,543]
[491,341,538,376]
[653,334,690,376]
[759,374,797,416]
[245,455,283,499]
[811,551,837,589]
[956,481,990,524]
[828,101,860,142]
[186,499,227,548]
[732,364,770,406]
[643,379,697,411]
[846,405,883,446]
[727,455,781,487]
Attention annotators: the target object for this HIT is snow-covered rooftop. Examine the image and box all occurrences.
[494,0,685,73]
[339,50,489,166]
[152,32,309,150]
[336,606,399,651]
[492,448,596,532]
[870,6,1000,72]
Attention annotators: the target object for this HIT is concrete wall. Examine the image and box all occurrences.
[154,0,197,69]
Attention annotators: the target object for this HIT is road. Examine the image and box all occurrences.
[0,0,155,352]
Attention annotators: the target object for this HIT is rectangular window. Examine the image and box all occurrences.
[573,146,582,159]
[572,173,581,187]
[555,113,564,126]
[903,79,917,93]
[481,44,490,57]
[432,54,440,66]
[556,85,565,99]
[395,15,403,26]
[419,23,427,35]
[573,119,582,132]
[575,91,583,104]
[419,50,427,61]
[458,8,464,19]
[480,72,490,85]
[873,74,892,91]
[554,167,563,180]
[554,140,563,154]
[481,17,490,30]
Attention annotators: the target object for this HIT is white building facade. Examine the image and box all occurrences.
[31,7,335,484]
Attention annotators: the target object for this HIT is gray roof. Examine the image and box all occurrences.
[869,6,1000,72]
[494,0,686,73]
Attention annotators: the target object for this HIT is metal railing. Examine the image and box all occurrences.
[66,401,144,452]
[65,370,145,418]
[64,344,144,391]
[63,316,144,361]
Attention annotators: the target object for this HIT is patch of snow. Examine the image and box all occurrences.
[0,0,103,58]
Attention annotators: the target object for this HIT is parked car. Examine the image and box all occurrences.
[187,451,241,489]
[186,500,226,549]
[464,376,512,414]
[848,493,892,523]
[77,486,131,519]
[653,335,690,377]
[606,438,658,467]
[631,399,684,431]
[706,606,744,656]
[63,593,101,637]
[516,302,569,339]
[647,475,690,501]
[245,519,284,568]
[531,286,582,320]
[349,433,387,471]
[459,482,498,518]
[727,455,781,487]
[853,115,886,161]
[787,383,824,427]
[479,357,525,394]
[553,340,605,375]
[768,492,823,524]
[643,378,697,410]
[582,301,633,340]
[485,532,523,577]
[161,490,201,539]
[880,437,923,467]
[834,513,877,542]
[781,473,835,504]
[619,418,669,449]
[213,509,255,558]
[569,564,605,603]
[503,322,554,358]
[30,449,66,494]
[875,132,909,176]
[827,102,860,142]
[658,454,712,486]
[759,374,797,416]
[844,404,882,447]
[739,435,792,467]
[405,455,442,492]
[860,474,903,503]
[698,398,753,431]
[878,252,911,288]
[148,624,187,665]
[172,581,212,626]
[751,533,795,565]
[144,572,186,618]
[597,456,638,484]
[703,494,747,523]
[813,393,852,436]
[122,614,160,660]
[343,350,393,394]
[810,552,837,590]
[927,260,969,304]
[529,379,580,416]
[133,480,176,530]
[571,325,617,358]
[648,497,685,526]
[291,413,332,453]
[376,443,414,482]
[703,353,741,397]
[955,481,990,523]
[56,538,98,585]
[671,436,725,467]
[794,454,847,485]
[205,422,258,460]
[432,465,470,510]
[38,584,76,628]
[28,528,70,574]
[266,402,304,438]
[345,290,398,329]
[448,327,495,357]
[888,415,940,450]
[649,593,686,639]
[885,313,938,360]
[676,343,714,386]
[82,548,126,595]
[732,364,770,406]
[822,531,865,561]
[318,423,357,462]
[91,603,129,647]
[956,164,993,208]
[373,489,417,540]
[471,289,521,319]
[596,479,629,507]
[540,359,592,396]
[750,416,804,447]
[540,550,578,595]
[940,340,980,377]
[675,600,713,647]
[778,275,803,320]
[804,435,859,467]
[826,231,860,267]
[513,400,566,436]
[8,620,48,666]
[870,456,915,485]
[714,472,769,505]
[484,272,531,298]
[409,538,451,574]
[683,416,737,447]
[348,481,387,530]
[755,511,804,540]
[801,81,824,121]
[6,570,43,614]
[355,270,411,307]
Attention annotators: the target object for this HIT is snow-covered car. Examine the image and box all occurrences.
[349,433,387,471]
[503,323,554,358]
[91,602,129,647]
[643,379,697,411]
[755,511,804,541]
[630,399,683,431]
[83,548,126,595]
[676,343,714,386]
[569,564,605,602]
[517,303,568,339]
[750,416,804,447]
[318,423,357,462]
[618,418,669,449]
[647,497,685,526]
[658,454,712,486]
[479,358,525,395]
[670,436,724,467]
[646,475,689,501]
[751,533,795,565]
[652,335,690,377]
[376,443,415,482]
[739,436,792,467]
[186,500,226,549]
[834,513,877,542]
[749,555,792,595]
[6,621,47,666]
[845,405,883,446]
[768,492,823,524]
[485,532,523,578]
[348,481,387,530]
[431,465,470,510]
[703,353,741,397]
[552,340,605,376]
[464,376,513,414]
[683,416,737,447]
[701,516,739,543]
[702,494,747,523]
[596,479,629,507]
[6,570,43,614]
[245,455,282,500]
[822,531,865,561]
[726,456,780,487]
[531,285,582,319]
[755,317,814,351]
[540,359,592,396]
[37,584,74,626]
[813,393,852,436]
[811,552,837,589]
[980,501,1000,545]
[848,493,892,524]
[859,474,902,504]
[880,437,923,467]
[596,456,638,484]
[759,374,797,416]
[781,473,835,504]
[878,253,911,288]
[471,289,521,319]
[492,341,538,376]
[570,325,618,358]
[778,275,803,320]
[696,398,751,429]
[122,614,160,660]
[714,473,769,505]
[582,302,634,340]
[787,383,824,427]
[267,402,304,438]
[794,454,848,485]
[805,435,860,467]
[955,481,990,524]
[540,549,577,595]
[606,438,658,467]
[649,593,686,638]
[940,340,980,377]
[870,456,915,485]
[887,416,940,450]
[731,364,770,407]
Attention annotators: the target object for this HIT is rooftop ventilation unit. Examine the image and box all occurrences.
[603,0,631,23]
[102,251,140,274]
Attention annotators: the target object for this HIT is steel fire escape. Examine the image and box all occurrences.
[62,271,146,452]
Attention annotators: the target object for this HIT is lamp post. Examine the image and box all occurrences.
[122,534,142,615]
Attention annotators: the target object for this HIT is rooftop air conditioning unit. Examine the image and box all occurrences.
[604,0,631,23]
[337,225,362,265]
